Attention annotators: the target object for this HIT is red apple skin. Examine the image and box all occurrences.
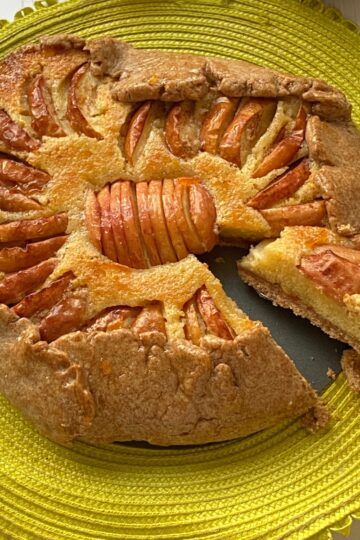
[0,109,40,152]
[200,97,239,155]
[97,185,118,262]
[28,74,65,137]
[67,64,102,140]
[110,181,132,267]
[196,286,235,340]
[136,181,162,266]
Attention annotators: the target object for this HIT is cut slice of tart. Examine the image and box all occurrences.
[238,226,360,352]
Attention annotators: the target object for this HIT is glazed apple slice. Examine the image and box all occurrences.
[132,303,166,335]
[0,110,40,152]
[0,258,57,305]
[173,178,204,254]
[85,190,102,252]
[120,181,148,269]
[261,200,326,235]
[200,97,239,154]
[165,101,198,159]
[147,180,178,264]
[39,288,88,342]
[196,286,235,340]
[109,181,132,267]
[97,185,118,262]
[218,98,276,167]
[0,213,68,244]
[252,105,306,178]
[135,181,161,266]
[85,305,141,332]
[0,188,42,211]
[313,244,360,266]
[247,159,311,210]
[298,249,360,304]
[67,64,102,139]
[124,101,157,164]
[188,182,218,251]
[28,74,65,138]
[13,272,73,318]
[0,158,50,192]
[162,178,188,261]
[183,296,204,346]
[0,236,67,273]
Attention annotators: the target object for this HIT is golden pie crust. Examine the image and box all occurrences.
[3,34,359,445]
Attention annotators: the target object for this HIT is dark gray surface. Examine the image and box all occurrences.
[200,246,346,392]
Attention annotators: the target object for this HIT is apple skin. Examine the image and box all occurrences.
[218,98,276,167]
[97,185,119,262]
[165,101,197,159]
[0,213,68,244]
[13,272,73,319]
[136,181,162,266]
[120,181,148,269]
[183,296,203,345]
[85,190,102,252]
[188,182,218,251]
[0,236,67,274]
[67,64,102,139]
[132,303,166,335]
[0,188,42,211]
[0,258,57,305]
[84,305,141,332]
[147,180,178,264]
[252,106,306,178]
[110,181,133,267]
[299,249,360,304]
[261,200,326,235]
[200,97,239,155]
[0,158,50,193]
[161,178,188,261]
[28,74,65,137]
[196,286,235,340]
[0,109,40,152]
[173,178,204,254]
[247,158,310,210]
[124,101,158,164]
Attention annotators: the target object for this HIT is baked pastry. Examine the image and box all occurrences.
[238,226,360,353]
[3,33,358,445]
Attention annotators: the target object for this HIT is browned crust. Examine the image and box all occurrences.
[84,37,350,121]
[0,305,319,445]
[237,266,360,353]
[341,350,360,393]
[307,116,360,235]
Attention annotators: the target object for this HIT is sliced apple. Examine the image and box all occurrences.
[109,181,132,267]
[0,213,68,244]
[313,244,360,266]
[162,178,188,260]
[85,305,140,332]
[252,105,307,178]
[298,250,360,304]
[13,272,73,318]
[120,181,148,269]
[0,109,40,152]
[188,182,218,251]
[0,258,57,305]
[196,286,235,340]
[165,101,198,159]
[124,101,155,164]
[200,97,239,154]
[261,200,326,235]
[247,158,310,210]
[39,288,88,342]
[97,185,118,262]
[147,180,177,264]
[173,178,204,254]
[0,188,42,211]
[132,303,166,335]
[0,236,66,273]
[135,181,161,266]
[0,158,50,192]
[28,74,65,138]
[183,296,204,346]
[67,64,102,139]
[218,98,276,167]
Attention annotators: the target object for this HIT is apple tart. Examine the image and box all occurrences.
[2,33,359,445]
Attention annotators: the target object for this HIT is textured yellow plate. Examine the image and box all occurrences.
[0,1,360,539]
